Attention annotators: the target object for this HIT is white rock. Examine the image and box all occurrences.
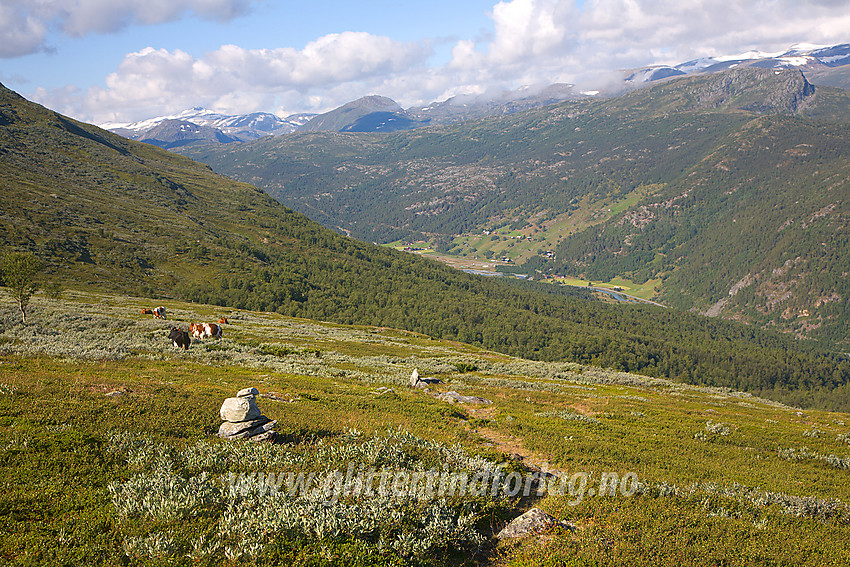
[220,396,261,422]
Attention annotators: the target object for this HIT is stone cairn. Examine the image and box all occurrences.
[409,368,442,389]
[218,387,278,442]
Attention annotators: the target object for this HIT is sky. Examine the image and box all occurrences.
[0,0,848,125]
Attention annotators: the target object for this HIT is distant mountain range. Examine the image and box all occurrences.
[101,42,850,147]
[407,83,586,126]
[101,86,589,146]
[625,42,850,87]
[101,107,314,148]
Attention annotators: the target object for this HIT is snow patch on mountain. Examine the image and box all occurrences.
[102,107,314,142]
[626,42,850,87]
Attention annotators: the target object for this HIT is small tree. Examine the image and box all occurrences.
[0,252,45,323]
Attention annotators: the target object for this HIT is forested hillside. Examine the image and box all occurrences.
[179,69,849,346]
[1,82,849,410]
[553,114,848,345]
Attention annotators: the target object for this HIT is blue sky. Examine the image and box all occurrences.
[0,0,846,124]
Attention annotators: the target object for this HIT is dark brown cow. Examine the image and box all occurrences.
[168,327,190,350]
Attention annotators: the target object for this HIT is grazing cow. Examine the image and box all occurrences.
[190,322,222,340]
[141,308,153,315]
[218,317,228,325]
[152,306,166,319]
[168,327,190,350]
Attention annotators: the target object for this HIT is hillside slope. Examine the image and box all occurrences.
[1,82,848,410]
[178,69,850,346]
[2,290,849,565]
[553,114,848,344]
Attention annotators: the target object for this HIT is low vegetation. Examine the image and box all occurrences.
[1,290,849,565]
[3,77,850,564]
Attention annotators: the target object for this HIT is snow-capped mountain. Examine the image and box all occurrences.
[135,119,240,150]
[103,42,850,148]
[102,107,314,144]
[625,42,850,86]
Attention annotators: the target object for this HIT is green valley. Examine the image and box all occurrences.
[2,81,848,411]
[1,68,850,567]
[178,69,849,347]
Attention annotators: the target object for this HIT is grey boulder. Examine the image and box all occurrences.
[220,396,262,422]
[218,416,271,438]
[436,391,492,405]
[497,508,575,539]
[219,419,277,440]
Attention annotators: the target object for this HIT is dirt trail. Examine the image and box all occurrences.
[466,407,554,473]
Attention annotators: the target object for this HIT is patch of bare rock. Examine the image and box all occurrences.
[409,368,492,405]
[497,507,575,539]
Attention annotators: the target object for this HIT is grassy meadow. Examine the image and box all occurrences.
[1,289,849,566]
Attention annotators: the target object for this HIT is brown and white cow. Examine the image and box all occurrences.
[190,322,222,340]
[152,306,166,319]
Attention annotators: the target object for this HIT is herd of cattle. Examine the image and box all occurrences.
[142,306,228,350]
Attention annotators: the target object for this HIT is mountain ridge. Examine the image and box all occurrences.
[625,42,850,86]
[137,118,240,149]
[102,42,850,144]
[103,106,314,146]
[298,95,427,133]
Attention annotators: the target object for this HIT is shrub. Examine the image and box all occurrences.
[536,409,601,425]
[106,429,509,562]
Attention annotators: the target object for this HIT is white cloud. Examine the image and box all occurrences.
[488,0,572,65]
[34,33,432,123]
[0,0,254,57]
[25,0,850,123]
[202,33,429,88]
[442,0,850,90]
[0,3,50,58]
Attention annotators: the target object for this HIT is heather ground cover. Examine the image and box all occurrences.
[1,290,848,565]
